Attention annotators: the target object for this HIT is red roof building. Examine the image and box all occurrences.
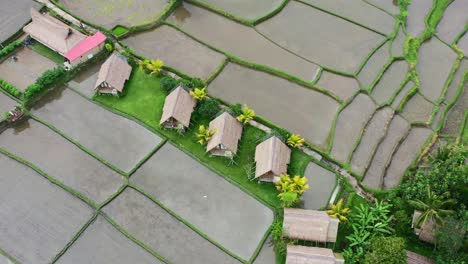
[65,31,106,65]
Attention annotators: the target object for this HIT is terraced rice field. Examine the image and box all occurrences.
[1,0,467,263]
[0,0,41,43]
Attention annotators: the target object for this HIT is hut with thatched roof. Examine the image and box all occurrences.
[23,8,86,56]
[283,208,339,243]
[286,245,344,264]
[412,211,436,244]
[406,251,434,264]
[254,136,291,182]
[160,85,196,129]
[95,53,132,96]
[206,112,243,157]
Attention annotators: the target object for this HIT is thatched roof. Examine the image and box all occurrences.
[206,112,243,154]
[23,8,86,55]
[283,208,339,243]
[286,245,340,264]
[406,251,434,264]
[255,136,291,178]
[412,211,436,243]
[160,86,196,127]
[95,53,132,92]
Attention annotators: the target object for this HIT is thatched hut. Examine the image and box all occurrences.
[283,208,339,243]
[23,8,86,56]
[95,53,132,96]
[206,112,243,157]
[254,136,291,182]
[286,245,344,264]
[160,86,196,129]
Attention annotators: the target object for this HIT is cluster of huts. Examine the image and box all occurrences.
[283,208,344,263]
[160,85,291,182]
[23,9,132,96]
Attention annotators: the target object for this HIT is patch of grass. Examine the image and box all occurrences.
[29,41,64,64]
[95,68,287,208]
[112,26,129,37]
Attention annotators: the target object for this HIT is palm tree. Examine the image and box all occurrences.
[236,105,255,125]
[327,198,351,222]
[409,186,456,228]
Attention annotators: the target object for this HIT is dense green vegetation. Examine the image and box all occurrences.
[0,79,21,98]
[112,26,129,37]
[0,40,22,60]
[24,67,66,101]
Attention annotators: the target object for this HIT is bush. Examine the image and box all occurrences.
[105,43,113,52]
[179,77,205,89]
[193,98,221,120]
[0,40,22,59]
[161,76,178,93]
[400,143,468,205]
[229,103,243,116]
[435,216,466,256]
[363,237,406,264]
[24,67,66,100]
[0,79,21,98]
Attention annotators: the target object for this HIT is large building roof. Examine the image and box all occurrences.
[23,8,86,55]
[283,208,339,243]
[286,245,340,264]
[65,32,106,62]
[255,136,291,178]
[160,86,197,127]
[206,112,243,154]
[95,53,132,92]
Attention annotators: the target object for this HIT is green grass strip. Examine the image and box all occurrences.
[435,72,468,132]
[128,184,249,263]
[127,139,167,177]
[205,57,229,85]
[355,38,389,77]
[0,147,98,208]
[50,212,99,263]
[100,211,170,263]
[253,0,290,25]
[0,247,21,264]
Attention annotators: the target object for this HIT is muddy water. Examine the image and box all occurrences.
[208,63,340,148]
[407,0,433,37]
[68,63,102,98]
[301,0,395,35]
[32,87,162,173]
[0,119,124,204]
[124,25,226,80]
[167,3,319,81]
[436,0,468,43]
[302,162,337,209]
[0,152,93,264]
[0,0,41,42]
[365,0,400,15]
[0,47,56,92]
[197,0,283,20]
[257,1,385,73]
[417,38,457,102]
[60,0,168,29]
[0,92,18,114]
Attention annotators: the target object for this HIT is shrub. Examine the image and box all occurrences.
[363,237,406,264]
[401,143,467,205]
[435,216,466,255]
[0,79,21,98]
[327,198,351,222]
[161,76,178,93]
[193,98,221,120]
[0,40,22,59]
[236,104,255,125]
[287,134,305,148]
[275,174,309,207]
[196,125,216,145]
[179,77,205,89]
[105,43,113,52]
[189,87,207,101]
[24,67,66,100]
[138,59,164,75]
[229,103,243,116]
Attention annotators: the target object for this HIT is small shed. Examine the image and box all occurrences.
[406,251,434,264]
[286,245,344,264]
[254,136,291,182]
[412,211,436,244]
[160,86,196,129]
[65,31,106,66]
[95,53,132,96]
[23,8,86,56]
[283,208,339,243]
[206,112,243,157]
